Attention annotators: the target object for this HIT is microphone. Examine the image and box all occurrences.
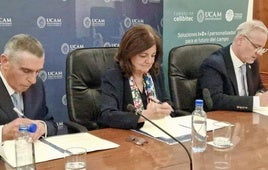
[127,104,192,170]
[202,88,213,110]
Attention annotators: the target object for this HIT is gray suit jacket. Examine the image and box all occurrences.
[0,76,57,136]
[196,44,265,111]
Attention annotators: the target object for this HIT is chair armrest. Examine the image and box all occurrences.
[76,120,99,131]
[64,121,88,133]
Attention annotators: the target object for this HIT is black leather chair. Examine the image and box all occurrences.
[66,47,118,130]
[168,43,222,116]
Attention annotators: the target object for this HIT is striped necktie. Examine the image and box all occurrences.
[11,92,24,114]
[240,64,248,96]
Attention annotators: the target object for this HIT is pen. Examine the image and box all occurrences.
[178,124,191,129]
[13,107,26,118]
[40,138,72,154]
[148,96,162,104]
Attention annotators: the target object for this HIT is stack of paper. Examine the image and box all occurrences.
[253,107,268,116]
[0,132,119,168]
[137,115,223,145]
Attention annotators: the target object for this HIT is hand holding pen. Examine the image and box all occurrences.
[13,107,26,118]
[148,96,162,104]
[137,96,173,122]
[148,96,173,116]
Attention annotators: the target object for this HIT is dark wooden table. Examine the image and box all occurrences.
[1,111,268,170]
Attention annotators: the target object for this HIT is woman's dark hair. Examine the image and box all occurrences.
[115,24,162,77]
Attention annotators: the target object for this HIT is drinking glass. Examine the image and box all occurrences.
[64,147,87,170]
[213,122,232,148]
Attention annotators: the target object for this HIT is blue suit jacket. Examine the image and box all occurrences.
[98,64,170,129]
[0,76,57,136]
[197,44,265,111]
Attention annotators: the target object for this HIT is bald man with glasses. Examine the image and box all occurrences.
[197,20,268,112]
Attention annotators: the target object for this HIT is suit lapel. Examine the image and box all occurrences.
[246,64,254,95]
[222,46,239,95]
[123,77,133,110]
[0,77,19,122]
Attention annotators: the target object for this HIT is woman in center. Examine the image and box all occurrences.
[98,24,173,129]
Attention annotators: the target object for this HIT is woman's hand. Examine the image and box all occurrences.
[138,101,174,122]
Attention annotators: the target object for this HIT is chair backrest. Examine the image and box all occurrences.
[66,47,118,130]
[168,43,222,115]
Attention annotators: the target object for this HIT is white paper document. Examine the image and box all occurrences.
[0,132,119,168]
[138,115,222,145]
[253,107,268,116]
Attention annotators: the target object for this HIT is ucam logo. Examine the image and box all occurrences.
[37,16,46,28]
[62,94,67,106]
[142,0,160,4]
[0,17,12,27]
[197,9,222,23]
[61,43,84,55]
[124,17,144,28]
[47,71,63,80]
[197,10,205,23]
[38,70,63,81]
[46,18,62,26]
[91,18,105,27]
[83,17,91,28]
[37,16,62,28]
[83,17,105,28]
[205,11,221,18]
[38,70,48,82]
[104,42,119,47]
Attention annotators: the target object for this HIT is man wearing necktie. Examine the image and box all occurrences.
[240,63,248,96]
[197,20,268,111]
[0,34,57,142]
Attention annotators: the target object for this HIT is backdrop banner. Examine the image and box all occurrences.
[0,0,250,122]
[163,0,250,91]
[0,0,163,122]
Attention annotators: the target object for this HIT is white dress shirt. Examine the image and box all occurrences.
[230,46,260,107]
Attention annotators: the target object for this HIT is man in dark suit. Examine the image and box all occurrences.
[0,34,57,142]
[197,20,268,111]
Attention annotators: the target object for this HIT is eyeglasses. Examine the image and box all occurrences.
[244,35,268,55]
[126,135,148,146]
